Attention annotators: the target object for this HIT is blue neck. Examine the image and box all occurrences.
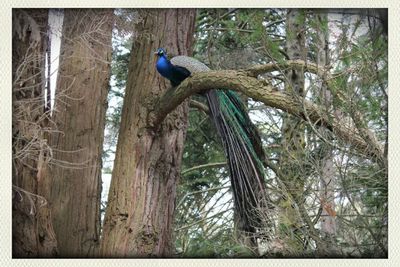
[155,53,191,86]
[156,55,173,79]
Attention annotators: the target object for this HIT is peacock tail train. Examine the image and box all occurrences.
[159,53,270,238]
[205,89,268,235]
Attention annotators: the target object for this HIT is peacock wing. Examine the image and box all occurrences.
[170,56,210,73]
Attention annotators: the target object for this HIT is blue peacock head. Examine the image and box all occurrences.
[154,48,167,57]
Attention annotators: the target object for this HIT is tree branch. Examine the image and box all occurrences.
[245,59,327,78]
[150,63,384,165]
[189,99,209,115]
[181,161,227,175]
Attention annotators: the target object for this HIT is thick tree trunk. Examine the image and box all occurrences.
[100,9,196,257]
[46,9,113,257]
[12,9,58,257]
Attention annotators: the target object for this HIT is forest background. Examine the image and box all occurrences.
[5,4,397,262]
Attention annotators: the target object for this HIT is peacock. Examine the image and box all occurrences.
[155,48,270,240]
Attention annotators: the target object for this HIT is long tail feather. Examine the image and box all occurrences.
[206,90,268,235]
[167,55,270,238]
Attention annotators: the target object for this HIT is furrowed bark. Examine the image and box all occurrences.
[47,9,113,257]
[12,9,58,257]
[100,9,196,257]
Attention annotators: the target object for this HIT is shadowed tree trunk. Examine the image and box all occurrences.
[100,9,196,257]
[278,9,308,253]
[46,9,113,257]
[12,9,58,257]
